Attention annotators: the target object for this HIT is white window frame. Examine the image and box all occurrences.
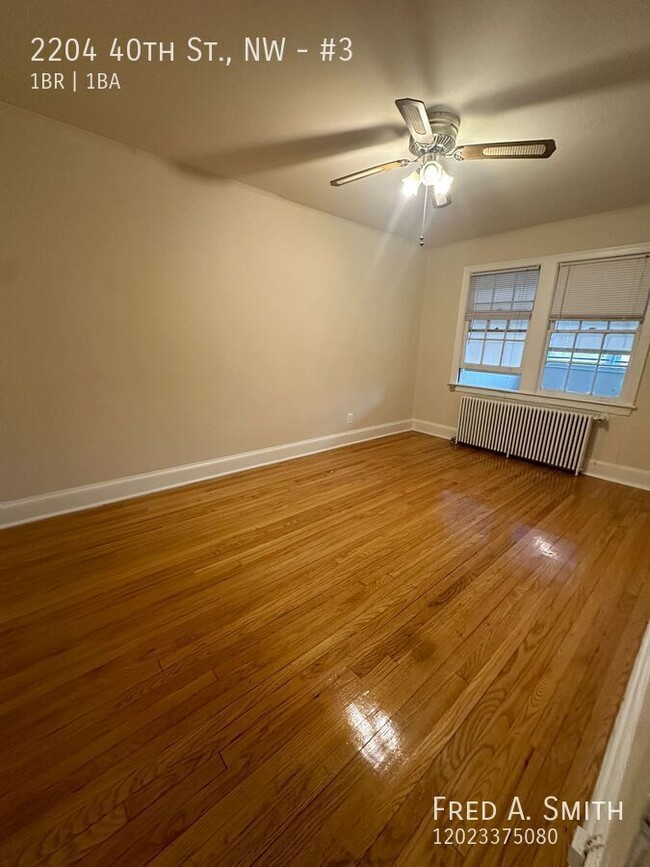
[461,317,530,377]
[449,243,650,417]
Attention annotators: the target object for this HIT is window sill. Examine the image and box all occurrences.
[448,383,636,417]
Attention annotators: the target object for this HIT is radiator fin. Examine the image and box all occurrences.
[456,396,593,474]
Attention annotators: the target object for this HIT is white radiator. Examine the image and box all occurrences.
[456,396,594,475]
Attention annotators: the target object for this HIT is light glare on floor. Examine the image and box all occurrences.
[345,701,402,770]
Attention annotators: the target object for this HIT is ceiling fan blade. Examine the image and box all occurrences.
[395,98,434,143]
[453,139,557,160]
[330,159,412,187]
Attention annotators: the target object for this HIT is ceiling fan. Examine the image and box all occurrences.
[330,98,556,244]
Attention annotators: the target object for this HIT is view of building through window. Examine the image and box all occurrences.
[541,320,639,398]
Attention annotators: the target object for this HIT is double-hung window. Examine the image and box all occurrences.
[540,255,649,400]
[458,267,539,392]
[452,246,650,412]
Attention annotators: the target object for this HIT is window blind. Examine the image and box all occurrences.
[551,254,650,320]
[466,267,540,319]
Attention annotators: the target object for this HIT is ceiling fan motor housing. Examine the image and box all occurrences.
[409,110,460,157]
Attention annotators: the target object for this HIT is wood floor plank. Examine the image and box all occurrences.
[354,502,629,867]
[0,433,648,866]
[249,498,619,866]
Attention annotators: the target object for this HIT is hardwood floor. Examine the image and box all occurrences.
[1,432,648,866]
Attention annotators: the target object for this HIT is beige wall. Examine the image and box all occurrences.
[413,204,650,471]
[2,102,648,506]
[0,106,424,501]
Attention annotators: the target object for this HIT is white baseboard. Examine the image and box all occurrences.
[3,417,648,528]
[412,419,650,490]
[0,420,412,529]
[412,418,456,440]
[584,459,650,491]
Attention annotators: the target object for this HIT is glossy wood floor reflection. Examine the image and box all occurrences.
[1,433,649,867]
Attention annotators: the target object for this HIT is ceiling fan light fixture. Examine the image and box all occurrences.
[401,170,421,197]
[419,161,442,186]
[420,161,453,195]
[431,185,452,208]
[434,167,454,197]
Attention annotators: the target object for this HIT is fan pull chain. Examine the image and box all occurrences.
[419,187,428,247]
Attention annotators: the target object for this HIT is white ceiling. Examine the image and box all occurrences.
[2,0,649,244]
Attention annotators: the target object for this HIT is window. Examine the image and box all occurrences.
[458,267,539,391]
[541,319,640,398]
[540,254,649,401]
[451,246,650,411]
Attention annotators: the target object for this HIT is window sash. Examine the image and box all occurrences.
[539,319,640,398]
[461,318,528,376]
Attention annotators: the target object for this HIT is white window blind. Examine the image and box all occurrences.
[551,254,650,320]
[466,267,540,319]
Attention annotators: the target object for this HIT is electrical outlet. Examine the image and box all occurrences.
[347,412,354,425]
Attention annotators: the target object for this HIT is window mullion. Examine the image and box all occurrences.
[521,262,556,393]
